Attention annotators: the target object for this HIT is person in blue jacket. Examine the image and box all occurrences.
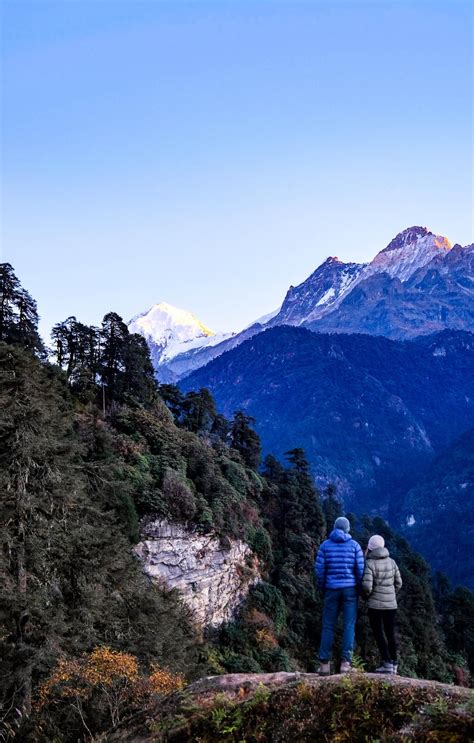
[315,516,364,675]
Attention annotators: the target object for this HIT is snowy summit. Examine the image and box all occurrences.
[128,301,233,369]
[367,226,451,282]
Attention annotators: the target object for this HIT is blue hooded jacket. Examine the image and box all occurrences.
[315,529,365,590]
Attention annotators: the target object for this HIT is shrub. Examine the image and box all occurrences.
[35,647,185,740]
[162,467,197,520]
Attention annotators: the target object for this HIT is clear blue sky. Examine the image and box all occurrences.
[1,1,473,340]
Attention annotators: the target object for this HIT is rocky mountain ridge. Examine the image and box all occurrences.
[270,226,453,328]
[309,239,473,339]
[130,226,473,380]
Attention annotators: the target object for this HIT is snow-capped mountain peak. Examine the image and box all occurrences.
[128,302,235,372]
[367,226,451,282]
[382,225,432,252]
[129,301,214,345]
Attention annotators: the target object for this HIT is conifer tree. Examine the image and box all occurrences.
[322,483,343,536]
[121,332,156,405]
[51,316,100,386]
[0,262,20,341]
[262,454,285,485]
[210,412,232,445]
[158,383,185,421]
[182,388,216,434]
[0,263,43,353]
[231,411,261,468]
[100,312,129,398]
[15,288,42,352]
[284,448,325,543]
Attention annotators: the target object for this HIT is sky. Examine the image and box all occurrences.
[1,0,473,340]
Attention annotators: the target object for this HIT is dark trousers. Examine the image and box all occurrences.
[368,608,397,662]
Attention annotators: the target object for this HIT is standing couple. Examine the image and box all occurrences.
[315,516,402,675]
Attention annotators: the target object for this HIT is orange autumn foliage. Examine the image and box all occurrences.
[148,665,185,695]
[37,647,139,708]
[36,646,186,731]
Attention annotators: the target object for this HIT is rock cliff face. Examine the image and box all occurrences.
[134,519,260,628]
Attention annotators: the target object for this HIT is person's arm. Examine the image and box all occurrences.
[315,543,326,591]
[354,542,365,584]
[361,562,374,597]
[393,561,402,592]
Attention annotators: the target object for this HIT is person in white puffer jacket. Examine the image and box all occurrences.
[362,534,402,675]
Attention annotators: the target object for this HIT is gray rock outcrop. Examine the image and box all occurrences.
[134,519,260,628]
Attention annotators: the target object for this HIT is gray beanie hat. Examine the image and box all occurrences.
[368,534,385,551]
[334,516,350,533]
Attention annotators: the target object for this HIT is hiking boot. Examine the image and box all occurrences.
[340,661,352,673]
[375,662,393,674]
[318,661,331,676]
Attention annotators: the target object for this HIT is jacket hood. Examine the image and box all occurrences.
[368,546,389,559]
[329,528,352,543]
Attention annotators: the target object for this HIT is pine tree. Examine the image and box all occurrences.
[121,332,156,405]
[0,263,20,342]
[0,263,43,353]
[262,454,286,485]
[231,411,261,469]
[284,448,325,543]
[210,413,231,445]
[51,316,100,387]
[322,483,343,536]
[182,389,216,434]
[99,312,129,400]
[158,383,185,421]
[15,288,42,352]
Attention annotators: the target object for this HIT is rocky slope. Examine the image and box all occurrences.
[310,240,474,339]
[269,256,365,326]
[180,327,474,514]
[134,519,260,628]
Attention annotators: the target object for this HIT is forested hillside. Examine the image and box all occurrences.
[180,325,474,516]
[1,263,473,741]
[402,428,474,589]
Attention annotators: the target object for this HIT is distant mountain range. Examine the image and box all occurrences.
[180,326,474,517]
[128,226,474,381]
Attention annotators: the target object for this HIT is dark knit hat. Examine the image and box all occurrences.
[334,516,350,533]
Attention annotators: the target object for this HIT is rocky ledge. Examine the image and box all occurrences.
[113,672,473,742]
